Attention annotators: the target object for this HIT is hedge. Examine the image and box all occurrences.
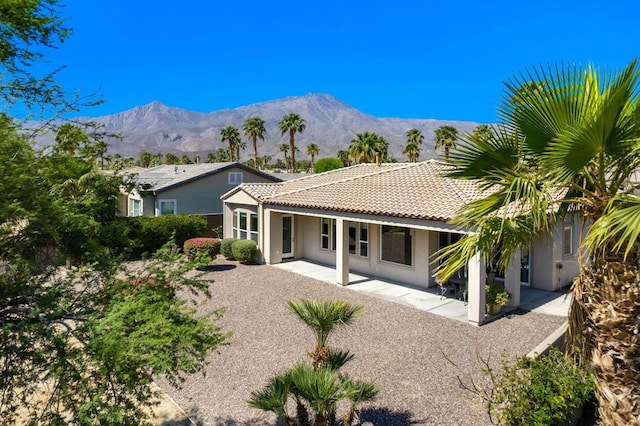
[220,238,238,260]
[231,239,257,263]
[183,238,220,261]
[99,215,207,257]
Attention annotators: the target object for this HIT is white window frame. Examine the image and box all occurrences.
[129,197,142,217]
[228,172,243,185]
[232,209,258,242]
[380,225,413,267]
[320,219,368,258]
[157,199,177,216]
[563,225,573,256]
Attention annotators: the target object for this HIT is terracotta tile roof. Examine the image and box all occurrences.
[234,161,490,222]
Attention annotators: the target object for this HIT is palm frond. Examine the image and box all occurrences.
[325,348,355,371]
[583,194,640,260]
[287,300,363,347]
[248,374,291,417]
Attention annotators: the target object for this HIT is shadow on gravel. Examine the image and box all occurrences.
[359,407,424,425]
[198,264,237,272]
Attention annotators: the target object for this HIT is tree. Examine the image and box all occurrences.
[54,123,89,155]
[404,128,423,162]
[434,125,458,160]
[93,140,109,169]
[279,113,306,172]
[235,138,246,163]
[243,117,266,169]
[348,131,388,163]
[472,124,493,142]
[249,300,377,426]
[306,143,319,171]
[279,143,291,172]
[0,5,230,423]
[220,125,240,162]
[314,158,344,174]
[436,59,640,425]
[336,149,351,167]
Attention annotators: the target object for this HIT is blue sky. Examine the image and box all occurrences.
[37,0,639,123]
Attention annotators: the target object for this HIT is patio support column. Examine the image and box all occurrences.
[467,251,486,326]
[335,218,349,286]
[504,249,521,309]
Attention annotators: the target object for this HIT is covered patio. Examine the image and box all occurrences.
[272,259,571,323]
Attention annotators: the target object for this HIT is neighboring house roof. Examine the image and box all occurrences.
[224,161,490,222]
[133,162,281,193]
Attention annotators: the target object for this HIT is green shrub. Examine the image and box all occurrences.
[183,238,220,261]
[313,157,344,173]
[220,238,238,259]
[488,347,595,425]
[99,215,207,258]
[231,239,257,263]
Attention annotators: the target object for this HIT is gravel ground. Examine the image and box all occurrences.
[155,259,566,426]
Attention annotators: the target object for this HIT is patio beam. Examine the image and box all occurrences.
[467,251,486,326]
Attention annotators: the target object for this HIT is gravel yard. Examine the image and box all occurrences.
[155,259,566,425]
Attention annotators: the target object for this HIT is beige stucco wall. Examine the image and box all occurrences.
[298,216,433,288]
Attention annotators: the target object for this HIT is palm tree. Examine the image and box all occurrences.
[235,139,246,163]
[306,143,319,171]
[55,124,89,156]
[436,59,640,425]
[336,149,351,167]
[279,143,290,172]
[279,113,306,172]
[404,128,423,162]
[220,125,240,162]
[472,124,493,142]
[243,117,266,169]
[433,125,458,160]
[348,132,388,163]
[287,300,363,370]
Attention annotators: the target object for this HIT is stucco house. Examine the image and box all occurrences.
[123,162,281,228]
[221,160,581,325]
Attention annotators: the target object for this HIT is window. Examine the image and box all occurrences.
[320,219,368,257]
[321,218,331,250]
[232,209,258,242]
[381,225,412,266]
[359,223,368,257]
[563,225,573,256]
[228,172,243,185]
[129,198,141,217]
[158,199,176,215]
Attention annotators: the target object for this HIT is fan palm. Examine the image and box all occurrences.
[472,124,493,142]
[433,125,458,160]
[279,143,290,172]
[405,128,424,162]
[279,113,306,172]
[243,117,266,169]
[348,132,388,163]
[287,300,363,369]
[55,123,89,156]
[220,125,240,162]
[307,143,320,171]
[342,377,379,426]
[437,59,640,425]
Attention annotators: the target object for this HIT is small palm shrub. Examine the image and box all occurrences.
[231,239,257,263]
[183,238,220,261]
[249,299,378,426]
[220,238,238,260]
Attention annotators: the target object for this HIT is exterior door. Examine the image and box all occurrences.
[520,246,530,285]
[282,215,294,258]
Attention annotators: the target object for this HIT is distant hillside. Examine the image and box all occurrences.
[38,93,479,161]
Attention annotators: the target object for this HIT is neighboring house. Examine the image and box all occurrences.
[221,160,581,325]
[124,163,281,228]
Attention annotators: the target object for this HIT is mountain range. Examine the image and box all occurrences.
[47,93,480,161]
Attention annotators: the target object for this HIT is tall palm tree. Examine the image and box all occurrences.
[306,143,319,171]
[472,124,493,142]
[436,59,640,425]
[279,113,306,172]
[235,139,246,163]
[220,125,240,162]
[348,132,388,163]
[433,125,458,160]
[243,117,266,169]
[279,143,290,172]
[404,128,423,162]
[55,124,89,156]
[287,300,363,370]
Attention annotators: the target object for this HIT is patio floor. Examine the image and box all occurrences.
[272,259,571,323]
